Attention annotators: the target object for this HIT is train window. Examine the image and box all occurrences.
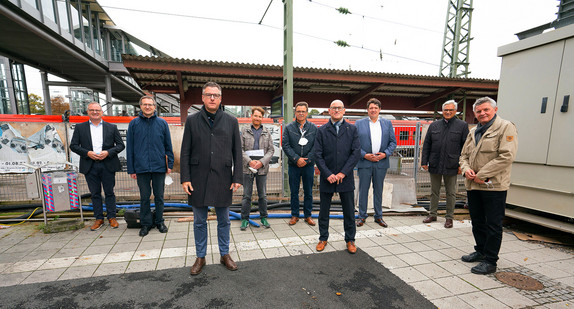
[399,131,409,141]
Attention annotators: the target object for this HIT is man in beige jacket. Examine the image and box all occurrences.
[459,97,518,275]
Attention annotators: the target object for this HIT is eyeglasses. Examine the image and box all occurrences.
[443,109,456,112]
[295,111,307,114]
[203,93,221,99]
[330,107,344,111]
[88,109,102,113]
[141,103,155,107]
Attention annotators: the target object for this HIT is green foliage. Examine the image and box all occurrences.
[28,93,45,114]
[336,7,351,14]
[309,109,320,115]
[334,40,350,47]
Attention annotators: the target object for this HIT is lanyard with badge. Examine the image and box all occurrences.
[299,126,308,146]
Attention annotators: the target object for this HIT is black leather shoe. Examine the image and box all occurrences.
[471,261,497,275]
[461,251,485,263]
[156,222,168,233]
[139,226,152,237]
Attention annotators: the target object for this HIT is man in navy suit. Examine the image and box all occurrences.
[70,102,125,231]
[355,98,397,228]
[315,100,361,254]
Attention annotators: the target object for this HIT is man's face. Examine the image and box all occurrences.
[367,103,380,120]
[251,110,263,127]
[202,86,222,113]
[140,98,156,117]
[474,102,498,125]
[87,104,102,123]
[442,103,456,120]
[295,106,308,123]
[329,101,345,122]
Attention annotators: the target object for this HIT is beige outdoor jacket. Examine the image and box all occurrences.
[459,116,518,191]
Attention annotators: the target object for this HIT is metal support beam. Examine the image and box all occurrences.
[40,71,52,115]
[349,83,384,107]
[439,0,473,78]
[45,81,106,88]
[414,87,461,108]
[282,0,293,198]
[104,74,112,116]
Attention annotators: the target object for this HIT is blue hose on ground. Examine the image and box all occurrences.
[229,210,260,227]
[249,213,350,219]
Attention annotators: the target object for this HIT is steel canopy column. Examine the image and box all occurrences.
[40,71,52,115]
[282,0,294,197]
[105,74,112,115]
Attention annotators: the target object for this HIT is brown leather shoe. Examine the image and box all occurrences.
[375,218,388,228]
[90,219,104,231]
[423,216,437,223]
[444,218,453,228]
[356,218,366,227]
[304,217,316,226]
[220,254,238,271]
[316,240,327,252]
[288,216,299,225]
[346,241,357,254]
[190,257,206,275]
[108,218,119,229]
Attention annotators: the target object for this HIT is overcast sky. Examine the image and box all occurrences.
[26,0,558,98]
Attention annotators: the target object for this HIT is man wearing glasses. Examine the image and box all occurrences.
[181,81,242,275]
[70,102,125,231]
[421,100,469,228]
[127,96,174,237]
[315,100,361,254]
[282,101,318,226]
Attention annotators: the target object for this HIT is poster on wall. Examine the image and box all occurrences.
[0,123,67,173]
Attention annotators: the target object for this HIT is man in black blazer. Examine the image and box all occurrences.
[70,102,125,231]
[314,100,361,254]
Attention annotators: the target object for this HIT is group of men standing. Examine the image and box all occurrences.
[70,80,516,276]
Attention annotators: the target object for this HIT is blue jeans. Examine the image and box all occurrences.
[357,167,387,220]
[241,173,268,220]
[288,164,314,218]
[136,172,165,227]
[192,206,230,258]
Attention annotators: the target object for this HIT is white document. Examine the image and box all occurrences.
[245,149,264,158]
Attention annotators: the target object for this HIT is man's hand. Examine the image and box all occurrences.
[473,177,486,184]
[457,167,462,175]
[364,153,379,162]
[296,157,307,167]
[97,150,109,160]
[87,151,99,160]
[464,169,476,180]
[130,174,137,179]
[167,168,172,175]
[182,181,193,195]
[421,165,428,171]
[230,183,241,192]
[375,152,386,160]
[327,174,338,184]
[335,172,346,184]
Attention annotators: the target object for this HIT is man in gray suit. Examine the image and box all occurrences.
[355,98,397,228]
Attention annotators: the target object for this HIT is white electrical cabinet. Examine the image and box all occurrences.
[497,24,574,219]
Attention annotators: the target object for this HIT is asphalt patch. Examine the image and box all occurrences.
[0,249,436,308]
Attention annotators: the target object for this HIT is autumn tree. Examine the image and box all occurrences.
[28,93,45,114]
[51,96,70,115]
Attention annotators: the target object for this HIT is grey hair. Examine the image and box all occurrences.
[442,100,458,110]
[473,97,497,112]
[330,99,345,108]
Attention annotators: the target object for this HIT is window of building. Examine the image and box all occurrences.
[40,0,56,22]
[0,62,11,114]
[82,3,92,49]
[11,63,30,114]
[22,0,39,10]
[56,0,70,34]
[70,0,82,42]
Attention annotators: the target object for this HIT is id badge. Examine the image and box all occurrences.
[298,137,308,146]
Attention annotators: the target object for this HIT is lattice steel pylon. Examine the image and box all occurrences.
[439,0,474,78]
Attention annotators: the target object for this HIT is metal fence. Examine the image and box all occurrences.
[0,122,467,205]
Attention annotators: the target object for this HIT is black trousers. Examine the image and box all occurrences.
[318,191,356,243]
[85,161,117,220]
[467,190,507,265]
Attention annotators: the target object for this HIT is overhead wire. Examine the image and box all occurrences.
[101,5,438,67]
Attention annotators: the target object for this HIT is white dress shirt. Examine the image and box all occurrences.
[89,120,103,154]
[369,118,382,154]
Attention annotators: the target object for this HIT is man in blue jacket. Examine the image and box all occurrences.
[355,98,397,228]
[127,95,174,237]
[315,100,361,254]
[282,101,318,226]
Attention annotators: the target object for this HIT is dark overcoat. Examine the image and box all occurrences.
[180,107,242,207]
[315,119,361,193]
[421,117,469,175]
[70,121,125,174]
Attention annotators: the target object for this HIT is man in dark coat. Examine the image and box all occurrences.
[70,102,125,231]
[181,81,242,275]
[315,100,361,254]
[421,100,469,228]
